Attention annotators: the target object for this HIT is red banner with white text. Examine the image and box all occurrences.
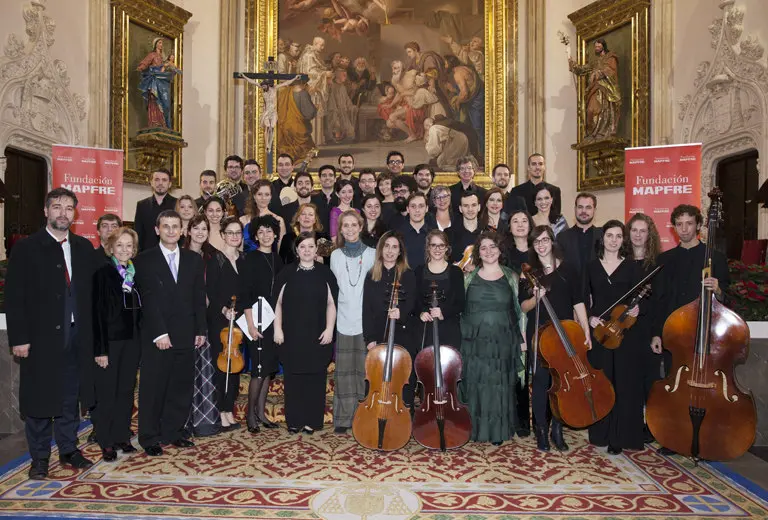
[625,144,702,251]
[51,145,124,247]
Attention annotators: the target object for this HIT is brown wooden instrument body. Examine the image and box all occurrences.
[412,345,472,450]
[646,296,756,461]
[538,319,615,428]
[593,304,636,349]
[217,296,245,374]
[352,343,413,451]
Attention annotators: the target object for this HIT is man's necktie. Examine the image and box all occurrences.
[168,251,178,282]
[59,238,70,287]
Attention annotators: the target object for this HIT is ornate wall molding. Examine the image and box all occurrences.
[526,0,545,163]
[218,0,238,164]
[88,0,110,147]
[651,0,673,145]
[0,0,88,259]
[678,0,768,236]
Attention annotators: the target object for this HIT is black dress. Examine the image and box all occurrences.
[205,251,247,414]
[584,258,645,450]
[275,262,339,430]
[503,245,529,274]
[240,249,284,376]
[412,263,465,349]
[518,262,584,427]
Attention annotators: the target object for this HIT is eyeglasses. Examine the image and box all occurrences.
[533,237,552,246]
[223,231,242,237]
[434,194,450,201]
[388,160,403,165]
[429,243,447,250]
[393,188,410,196]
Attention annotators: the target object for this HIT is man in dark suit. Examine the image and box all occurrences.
[556,192,601,276]
[133,169,177,251]
[223,154,247,192]
[6,188,98,479]
[96,213,122,258]
[506,153,562,217]
[194,170,217,208]
[134,210,207,456]
[449,156,487,217]
[232,159,263,216]
[270,153,295,212]
[492,163,527,223]
[312,165,339,232]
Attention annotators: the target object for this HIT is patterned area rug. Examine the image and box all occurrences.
[0,377,766,519]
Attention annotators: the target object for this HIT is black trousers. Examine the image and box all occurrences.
[138,345,194,447]
[214,367,240,414]
[531,358,552,427]
[25,338,80,461]
[92,338,141,449]
[284,371,326,430]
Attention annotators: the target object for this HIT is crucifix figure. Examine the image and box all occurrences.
[235,59,310,156]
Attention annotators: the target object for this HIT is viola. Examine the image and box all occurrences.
[352,278,413,451]
[412,281,471,451]
[646,188,756,462]
[455,245,473,270]
[594,285,652,349]
[217,296,245,384]
[523,264,615,428]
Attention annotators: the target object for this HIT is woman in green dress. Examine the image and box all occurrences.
[461,232,525,445]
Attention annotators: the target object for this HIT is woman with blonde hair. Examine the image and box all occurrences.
[175,195,198,235]
[330,210,376,434]
[283,203,329,264]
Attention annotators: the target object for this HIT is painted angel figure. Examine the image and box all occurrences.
[242,74,302,154]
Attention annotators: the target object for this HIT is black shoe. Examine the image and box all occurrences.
[608,445,623,455]
[550,421,569,452]
[302,426,315,435]
[334,427,348,434]
[222,423,241,432]
[144,445,163,457]
[658,446,676,456]
[87,431,97,444]
[101,448,117,462]
[287,427,300,435]
[535,426,550,452]
[247,425,261,434]
[260,419,279,429]
[171,439,195,448]
[516,427,531,438]
[491,441,503,446]
[28,458,49,480]
[115,442,137,453]
[59,450,94,469]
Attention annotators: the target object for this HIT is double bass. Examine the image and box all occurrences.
[523,264,615,428]
[646,188,756,462]
[412,282,472,451]
[352,278,413,450]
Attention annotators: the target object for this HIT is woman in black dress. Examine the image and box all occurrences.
[273,232,339,434]
[479,188,508,234]
[241,215,284,433]
[360,194,388,249]
[585,220,646,454]
[362,231,417,407]
[519,225,591,452]
[205,217,247,431]
[93,227,142,461]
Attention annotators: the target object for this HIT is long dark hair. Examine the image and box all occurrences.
[527,225,563,271]
[596,219,630,259]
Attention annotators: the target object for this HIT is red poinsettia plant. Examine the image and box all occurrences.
[727,260,768,321]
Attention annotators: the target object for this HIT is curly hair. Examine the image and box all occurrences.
[627,213,661,268]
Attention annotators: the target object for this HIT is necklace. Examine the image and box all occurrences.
[262,251,275,295]
[298,262,315,271]
[345,253,364,287]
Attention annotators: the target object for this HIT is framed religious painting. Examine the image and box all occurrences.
[243,0,517,186]
[567,0,650,191]
[110,0,191,186]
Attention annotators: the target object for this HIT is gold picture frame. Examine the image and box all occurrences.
[243,0,517,188]
[110,0,191,187]
[568,0,650,191]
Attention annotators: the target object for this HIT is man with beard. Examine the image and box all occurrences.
[556,192,601,277]
[233,160,263,215]
[506,153,562,217]
[7,188,98,479]
[442,35,484,79]
[195,170,217,208]
[270,154,296,212]
[134,169,178,251]
[449,156,486,217]
[311,164,339,232]
[348,57,377,104]
[338,153,362,206]
[413,163,435,209]
[280,171,314,228]
[357,169,377,198]
[492,163,527,224]
[386,174,417,230]
[223,155,247,191]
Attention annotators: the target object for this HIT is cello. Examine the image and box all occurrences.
[646,188,756,462]
[412,281,472,451]
[522,264,615,428]
[352,278,413,451]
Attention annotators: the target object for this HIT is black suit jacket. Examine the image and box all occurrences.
[134,194,178,252]
[449,181,487,217]
[556,225,602,276]
[134,246,207,350]
[5,228,97,416]
[508,180,561,217]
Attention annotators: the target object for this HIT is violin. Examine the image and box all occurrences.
[646,188,756,462]
[594,285,652,349]
[412,281,471,451]
[523,264,615,428]
[217,296,245,387]
[352,278,413,451]
[455,245,473,270]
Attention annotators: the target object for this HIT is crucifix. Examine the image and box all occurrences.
[234,57,309,155]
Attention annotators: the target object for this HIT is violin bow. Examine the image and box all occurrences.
[596,264,663,320]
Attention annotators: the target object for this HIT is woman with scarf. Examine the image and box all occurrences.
[329,210,376,434]
[92,227,143,461]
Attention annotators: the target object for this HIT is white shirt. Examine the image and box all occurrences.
[47,227,73,322]
[153,242,180,344]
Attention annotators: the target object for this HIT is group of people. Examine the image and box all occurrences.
[6,149,728,481]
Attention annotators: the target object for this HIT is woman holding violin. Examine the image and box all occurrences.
[274,233,339,434]
[585,220,645,454]
[520,225,591,452]
[461,232,525,445]
[205,217,247,431]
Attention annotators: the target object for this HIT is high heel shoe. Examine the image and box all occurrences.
[247,424,260,434]
[260,419,279,429]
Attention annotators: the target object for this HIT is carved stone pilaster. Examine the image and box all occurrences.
[526,0,545,161]
[651,0,674,144]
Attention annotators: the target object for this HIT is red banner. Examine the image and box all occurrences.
[51,145,124,247]
[625,144,702,251]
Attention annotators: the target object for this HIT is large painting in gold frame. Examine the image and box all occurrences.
[244,0,517,186]
[110,0,191,187]
[568,0,650,191]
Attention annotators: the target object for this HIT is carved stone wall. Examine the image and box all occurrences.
[678,0,768,236]
[0,0,87,258]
